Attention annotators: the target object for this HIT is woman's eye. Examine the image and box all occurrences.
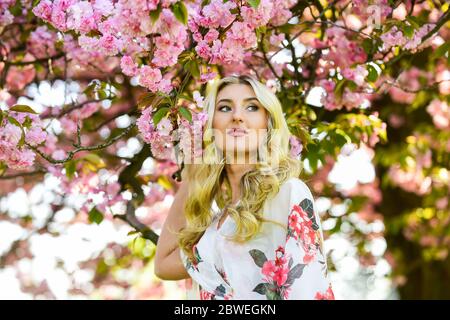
[218,105,258,112]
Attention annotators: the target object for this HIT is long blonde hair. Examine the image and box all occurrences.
[178,75,302,262]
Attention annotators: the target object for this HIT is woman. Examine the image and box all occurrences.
[154,75,334,300]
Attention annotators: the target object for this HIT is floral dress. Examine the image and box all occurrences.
[179,177,335,300]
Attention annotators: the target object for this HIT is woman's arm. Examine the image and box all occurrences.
[154,176,191,280]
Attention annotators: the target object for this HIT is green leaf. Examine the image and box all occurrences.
[366,64,379,82]
[7,116,25,147]
[82,153,104,167]
[7,116,22,128]
[249,249,268,268]
[403,25,414,39]
[22,116,32,129]
[10,105,38,114]
[83,82,96,97]
[152,106,170,126]
[406,16,422,29]
[0,162,6,176]
[334,79,346,100]
[64,160,76,180]
[137,93,156,109]
[149,4,162,24]
[97,89,108,100]
[9,0,22,16]
[179,107,192,123]
[253,283,268,295]
[361,38,373,55]
[88,207,104,224]
[432,41,450,59]
[184,59,200,78]
[248,0,261,8]
[266,289,281,300]
[171,2,188,25]
[285,263,306,286]
[134,237,146,252]
[299,198,316,226]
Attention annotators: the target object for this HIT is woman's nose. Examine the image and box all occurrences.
[232,108,244,123]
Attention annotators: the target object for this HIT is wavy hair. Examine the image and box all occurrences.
[177,75,302,262]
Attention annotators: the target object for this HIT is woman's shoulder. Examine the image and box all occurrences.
[266,177,315,211]
[279,177,313,197]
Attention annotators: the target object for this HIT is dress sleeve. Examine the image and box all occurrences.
[282,178,334,299]
[251,178,335,300]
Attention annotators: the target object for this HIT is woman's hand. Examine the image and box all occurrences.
[154,176,191,280]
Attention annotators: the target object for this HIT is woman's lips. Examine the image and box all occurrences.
[227,128,248,137]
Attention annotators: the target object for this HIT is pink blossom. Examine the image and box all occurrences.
[150,133,175,161]
[25,127,47,146]
[200,0,236,29]
[27,26,58,59]
[139,66,162,92]
[32,0,53,21]
[192,32,203,43]
[199,67,217,83]
[52,149,67,161]
[66,1,97,34]
[0,9,14,28]
[5,65,36,91]
[92,0,114,16]
[351,0,392,24]
[426,99,449,130]
[241,0,273,28]
[341,65,369,86]
[289,136,303,158]
[269,33,285,47]
[193,91,204,108]
[98,34,119,56]
[404,24,435,51]
[120,56,139,77]
[195,40,212,60]
[7,148,35,170]
[380,26,406,50]
[60,117,77,134]
[152,35,184,67]
[270,1,295,26]
[158,78,173,94]
[156,118,173,136]
[214,38,245,64]
[137,107,155,143]
[204,29,219,43]
[228,22,257,48]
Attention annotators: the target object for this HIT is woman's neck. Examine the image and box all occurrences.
[224,163,255,204]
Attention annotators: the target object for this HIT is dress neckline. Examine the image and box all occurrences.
[215,200,241,231]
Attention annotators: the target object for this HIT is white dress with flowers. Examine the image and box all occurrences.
[179,177,335,300]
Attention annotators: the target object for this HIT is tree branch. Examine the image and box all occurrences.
[114,202,159,245]
[29,123,136,164]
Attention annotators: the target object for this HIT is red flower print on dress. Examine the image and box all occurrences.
[315,285,335,300]
[250,246,306,300]
[287,198,322,264]
[200,288,215,300]
[199,284,233,300]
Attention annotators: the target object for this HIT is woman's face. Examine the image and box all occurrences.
[212,83,269,163]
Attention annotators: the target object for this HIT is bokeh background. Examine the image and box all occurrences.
[1,0,449,299]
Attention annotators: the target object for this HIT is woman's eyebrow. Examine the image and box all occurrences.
[217,97,259,104]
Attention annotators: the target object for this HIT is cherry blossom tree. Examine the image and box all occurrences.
[0,0,449,299]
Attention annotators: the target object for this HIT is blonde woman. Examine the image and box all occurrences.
[154,75,334,300]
